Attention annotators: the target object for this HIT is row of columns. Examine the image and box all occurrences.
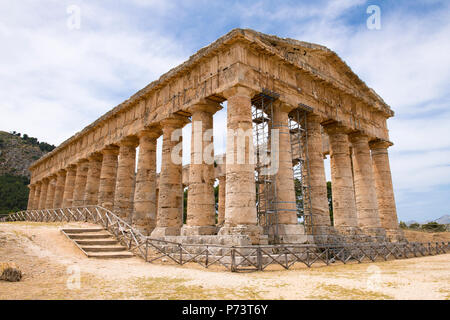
[26,84,400,242]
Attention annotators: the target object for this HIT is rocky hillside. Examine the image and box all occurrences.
[0,131,55,214]
[0,131,51,178]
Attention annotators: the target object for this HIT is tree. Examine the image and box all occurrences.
[409,223,420,230]
[421,221,446,232]
[399,221,407,229]
[327,181,333,225]
[0,174,30,214]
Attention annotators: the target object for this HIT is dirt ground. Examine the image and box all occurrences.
[0,222,449,300]
[403,229,450,242]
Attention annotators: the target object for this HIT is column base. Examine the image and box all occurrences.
[150,226,181,237]
[218,224,263,245]
[181,225,217,236]
[385,228,406,242]
[310,225,344,244]
[334,225,372,242]
[272,224,310,244]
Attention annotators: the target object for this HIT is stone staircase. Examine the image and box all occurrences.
[61,227,133,259]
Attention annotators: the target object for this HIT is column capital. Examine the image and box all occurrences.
[348,130,370,143]
[118,135,139,148]
[187,99,222,115]
[87,152,103,162]
[57,169,67,176]
[321,120,351,135]
[369,139,393,150]
[222,85,257,100]
[76,158,89,165]
[160,115,189,130]
[66,164,77,172]
[42,177,50,183]
[102,144,120,155]
[273,100,296,114]
[138,125,162,139]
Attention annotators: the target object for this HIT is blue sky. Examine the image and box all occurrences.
[0,0,449,222]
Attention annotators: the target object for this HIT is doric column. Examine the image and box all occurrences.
[218,85,261,244]
[84,153,103,206]
[72,159,89,207]
[62,165,77,208]
[183,101,221,235]
[133,128,160,235]
[38,178,49,209]
[349,132,385,238]
[369,139,403,241]
[53,170,66,208]
[33,182,42,210]
[305,113,332,237]
[271,102,305,242]
[98,146,119,211]
[27,184,36,210]
[217,175,226,225]
[45,176,57,209]
[113,136,138,220]
[323,122,359,235]
[151,116,188,237]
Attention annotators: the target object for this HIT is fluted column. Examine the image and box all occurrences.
[151,116,188,237]
[84,153,103,205]
[53,170,66,208]
[98,146,119,210]
[183,102,220,235]
[33,182,42,210]
[27,184,36,210]
[369,139,403,241]
[114,137,138,220]
[133,128,160,235]
[323,122,359,235]
[218,85,261,244]
[72,159,89,207]
[45,175,57,209]
[350,132,385,238]
[218,175,226,225]
[305,114,332,236]
[271,102,305,242]
[38,178,49,209]
[62,165,77,208]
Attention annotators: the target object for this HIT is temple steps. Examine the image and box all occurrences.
[61,228,133,259]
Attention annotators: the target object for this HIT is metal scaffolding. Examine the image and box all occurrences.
[252,89,280,242]
[289,105,314,235]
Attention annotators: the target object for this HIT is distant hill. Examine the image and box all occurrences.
[435,214,450,225]
[0,131,55,214]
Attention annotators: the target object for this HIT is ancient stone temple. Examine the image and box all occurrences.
[26,29,403,245]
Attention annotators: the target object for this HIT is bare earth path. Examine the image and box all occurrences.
[0,222,449,300]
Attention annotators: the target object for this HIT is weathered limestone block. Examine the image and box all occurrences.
[183,102,220,236]
[38,178,49,209]
[72,159,89,207]
[370,139,404,241]
[84,153,103,206]
[0,263,22,282]
[323,122,360,235]
[62,165,77,208]
[133,128,160,235]
[27,184,35,210]
[33,182,41,210]
[217,175,226,225]
[53,170,66,208]
[218,85,262,244]
[114,137,138,221]
[98,145,119,211]
[304,113,332,236]
[151,116,188,237]
[349,132,385,238]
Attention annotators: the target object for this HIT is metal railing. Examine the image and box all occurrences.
[2,206,449,272]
